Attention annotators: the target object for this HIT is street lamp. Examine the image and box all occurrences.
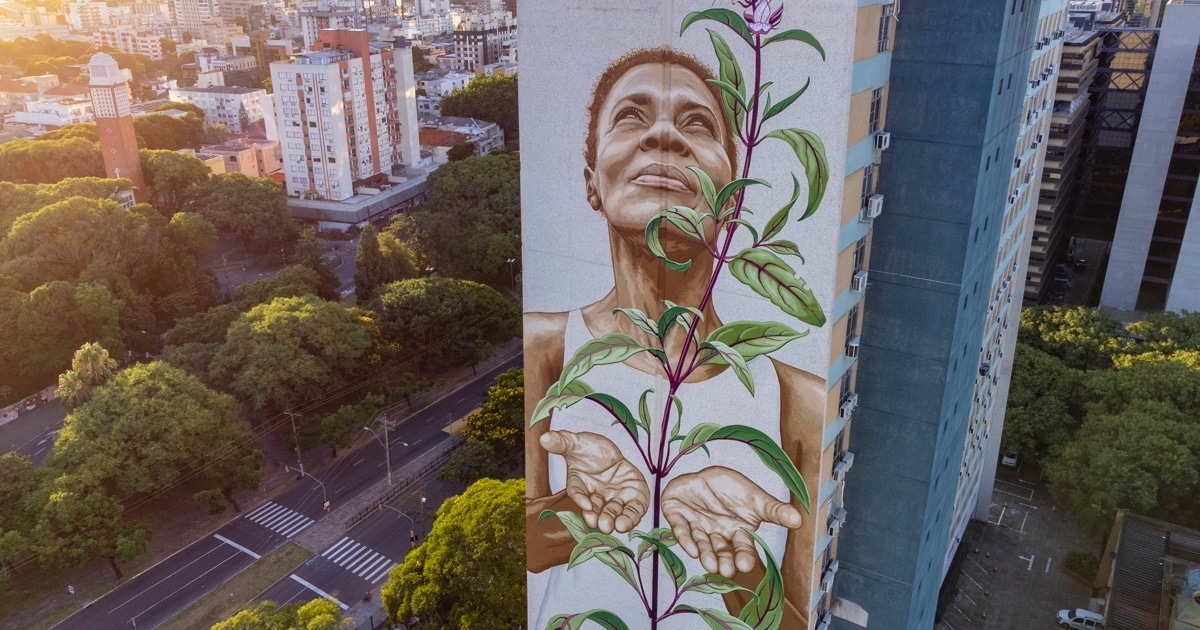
[290,465,329,511]
[505,258,517,292]
[362,419,408,486]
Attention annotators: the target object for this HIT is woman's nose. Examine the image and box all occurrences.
[639,118,690,156]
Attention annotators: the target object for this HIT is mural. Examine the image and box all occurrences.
[524,1,847,628]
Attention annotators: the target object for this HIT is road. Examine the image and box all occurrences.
[52,354,521,630]
[1,398,67,466]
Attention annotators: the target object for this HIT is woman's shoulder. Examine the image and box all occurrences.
[524,311,570,379]
[769,357,826,398]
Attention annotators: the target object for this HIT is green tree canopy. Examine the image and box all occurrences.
[140,149,212,213]
[0,137,103,184]
[292,228,341,301]
[182,173,298,251]
[1083,352,1200,416]
[30,475,150,579]
[438,74,518,146]
[0,176,133,237]
[36,123,98,142]
[462,368,523,452]
[1124,311,1200,354]
[211,598,353,630]
[382,478,525,629]
[133,113,205,150]
[210,295,374,414]
[447,141,477,162]
[164,304,241,346]
[1018,306,1127,370]
[401,153,519,286]
[354,224,418,303]
[56,342,118,411]
[1001,344,1079,459]
[369,277,517,372]
[232,265,326,311]
[50,361,263,512]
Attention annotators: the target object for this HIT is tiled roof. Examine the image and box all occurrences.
[0,79,37,93]
[418,128,471,147]
[1108,513,1200,630]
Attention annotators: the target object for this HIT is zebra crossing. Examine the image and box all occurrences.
[321,536,397,584]
[242,502,315,538]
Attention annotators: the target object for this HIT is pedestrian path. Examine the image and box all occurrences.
[321,536,396,584]
[243,502,315,538]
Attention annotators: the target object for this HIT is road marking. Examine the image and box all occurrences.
[214,534,262,559]
[244,502,314,538]
[122,548,245,619]
[354,458,365,465]
[1045,556,1052,573]
[288,575,348,610]
[321,536,398,583]
[108,541,236,613]
[1018,554,1035,570]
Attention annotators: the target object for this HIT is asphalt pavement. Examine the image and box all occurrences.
[51,353,522,630]
[0,398,67,466]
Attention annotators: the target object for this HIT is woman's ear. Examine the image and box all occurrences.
[584,166,602,212]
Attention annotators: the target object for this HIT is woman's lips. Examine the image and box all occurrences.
[631,164,694,193]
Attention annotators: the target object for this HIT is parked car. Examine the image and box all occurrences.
[1001,450,1019,467]
[21,396,37,411]
[1058,608,1104,629]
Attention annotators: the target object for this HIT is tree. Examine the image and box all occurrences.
[1084,352,1200,416]
[1124,310,1200,353]
[154,101,204,121]
[354,225,418,302]
[369,277,518,373]
[438,440,500,485]
[320,393,384,458]
[31,475,150,579]
[141,149,212,213]
[231,265,325,310]
[1019,306,1127,370]
[0,137,104,184]
[402,153,519,286]
[57,342,118,410]
[50,362,263,512]
[1001,344,1079,459]
[0,176,134,241]
[439,74,518,146]
[182,173,298,252]
[0,453,49,586]
[132,113,205,150]
[447,141,477,162]
[210,295,374,414]
[164,304,241,346]
[410,46,435,73]
[462,368,523,452]
[292,228,341,301]
[1045,400,1200,535]
[382,479,525,629]
[212,598,353,630]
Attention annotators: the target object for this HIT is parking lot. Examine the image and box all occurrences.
[936,463,1100,629]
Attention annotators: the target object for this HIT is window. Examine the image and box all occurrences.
[869,88,883,133]
[860,163,875,209]
[839,373,853,405]
[853,236,867,273]
[833,428,846,463]
[845,305,860,352]
[877,9,892,52]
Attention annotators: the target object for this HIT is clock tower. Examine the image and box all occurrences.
[87,53,148,203]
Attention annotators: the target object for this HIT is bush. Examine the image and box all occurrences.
[1064,551,1100,582]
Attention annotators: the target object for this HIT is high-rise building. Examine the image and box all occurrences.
[170,0,220,35]
[269,29,420,202]
[832,0,1068,627]
[87,52,147,203]
[451,11,514,71]
[1099,0,1200,313]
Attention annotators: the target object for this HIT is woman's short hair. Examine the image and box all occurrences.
[584,47,740,174]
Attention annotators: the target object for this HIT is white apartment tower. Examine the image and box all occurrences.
[171,0,220,34]
[270,30,420,202]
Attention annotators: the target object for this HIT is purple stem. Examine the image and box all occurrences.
[648,34,765,629]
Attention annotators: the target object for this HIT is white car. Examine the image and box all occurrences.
[1057,608,1104,629]
[1001,450,1019,467]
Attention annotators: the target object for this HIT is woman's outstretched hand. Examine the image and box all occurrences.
[540,430,650,534]
[661,466,803,578]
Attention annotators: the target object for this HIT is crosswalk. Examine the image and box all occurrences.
[321,536,397,584]
[243,502,315,538]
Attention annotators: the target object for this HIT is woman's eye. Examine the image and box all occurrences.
[684,114,717,135]
[614,106,643,123]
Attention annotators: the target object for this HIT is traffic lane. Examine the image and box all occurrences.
[54,535,258,630]
[3,398,67,464]
[349,509,416,569]
[255,575,323,609]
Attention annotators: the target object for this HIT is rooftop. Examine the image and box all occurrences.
[170,85,266,94]
[1105,512,1200,630]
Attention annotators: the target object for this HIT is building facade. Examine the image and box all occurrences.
[168,85,268,133]
[88,53,147,202]
[94,28,165,60]
[451,11,514,71]
[833,0,1067,628]
[170,0,220,35]
[269,29,421,201]
[1100,0,1200,313]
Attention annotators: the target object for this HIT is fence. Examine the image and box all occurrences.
[344,435,464,530]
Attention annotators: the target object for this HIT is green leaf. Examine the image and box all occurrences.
[728,219,760,245]
[681,573,756,597]
[585,392,638,441]
[765,129,828,220]
[706,321,807,363]
[761,77,811,123]
[677,605,756,630]
[707,78,750,115]
[678,423,810,511]
[539,509,590,543]
[688,166,719,216]
[595,547,639,590]
[645,214,694,272]
[762,28,826,60]
[629,527,677,561]
[708,29,746,133]
[546,609,631,630]
[611,307,659,339]
[760,176,801,242]
[701,340,756,395]
[567,531,628,569]
[760,240,805,261]
[737,529,785,630]
[636,388,653,433]
[680,8,753,46]
[658,205,711,243]
[729,248,825,327]
[714,177,770,216]
[630,530,686,589]
[658,302,703,340]
[559,333,650,389]
[529,379,595,428]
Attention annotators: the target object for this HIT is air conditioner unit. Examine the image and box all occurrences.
[873,130,891,151]
[1037,133,1045,143]
[838,393,859,419]
[845,336,860,359]
[833,452,856,481]
[852,269,869,292]
[1024,171,1034,183]
[1042,36,1051,46]
[1008,193,1018,205]
[866,193,884,219]
[1035,42,1043,50]
[1032,141,1040,150]
[815,612,833,630]
[820,560,840,592]
[979,362,991,377]
[1014,157,1023,169]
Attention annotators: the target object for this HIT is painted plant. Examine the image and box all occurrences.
[529,2,829,628]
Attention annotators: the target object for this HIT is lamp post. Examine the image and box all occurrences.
[505,258,517,293]
[291,466,329,511]
[362,421,408,486]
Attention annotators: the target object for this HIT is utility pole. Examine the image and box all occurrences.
[286,410,304,480]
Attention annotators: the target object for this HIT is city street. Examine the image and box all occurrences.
[0,398,67,466]
[50,354,521,630]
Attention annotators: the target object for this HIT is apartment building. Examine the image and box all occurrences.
[170,0,219,35]
[94,28,165,60]
[269,30,421,201]
[451,11,514,71]
[298,5,357,51]
[833,0,1067,627]
[64,0,110,32]
[234,31,295,71]
[168,85,267,133]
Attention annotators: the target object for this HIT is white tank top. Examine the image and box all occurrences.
[529,309,791,629]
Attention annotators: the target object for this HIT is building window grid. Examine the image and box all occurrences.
[877,8,892,53]
[861,163,875,210]
[853,236,867,273]
[869,88,883,134]
[845,305,860,355]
